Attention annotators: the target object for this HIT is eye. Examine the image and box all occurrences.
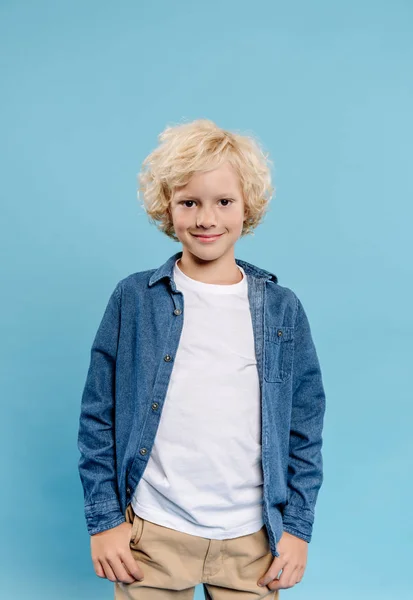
[178,199,234,207]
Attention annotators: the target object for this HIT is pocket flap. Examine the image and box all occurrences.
[266,325,294,343]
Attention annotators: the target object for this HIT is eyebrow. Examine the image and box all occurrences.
[173,193,238,201]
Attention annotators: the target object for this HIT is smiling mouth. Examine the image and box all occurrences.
[191,233,224,238]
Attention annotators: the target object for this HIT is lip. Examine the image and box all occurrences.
[191,233,224,243]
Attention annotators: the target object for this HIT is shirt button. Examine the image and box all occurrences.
[151,402,159,410]
[127,487,131,495]
[277,329,283,337]
[139,448,148,455]
[173,308,182,316]
[164,354,172,362]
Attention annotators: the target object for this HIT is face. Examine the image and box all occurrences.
[169,161,246,266]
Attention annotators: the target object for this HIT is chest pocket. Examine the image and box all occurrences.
[264,325,294,383]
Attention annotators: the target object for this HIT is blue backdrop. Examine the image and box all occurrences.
[1,1,412,598]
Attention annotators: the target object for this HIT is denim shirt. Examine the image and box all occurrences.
[77,251,326,558]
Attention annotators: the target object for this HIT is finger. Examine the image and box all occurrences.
[100,558,118,583]
[258,560,283,587]
[120,550,145,582]
[285,564,301,588]
[106,554,137,584]
[107,555,135,583]
[268,564,298,590]
[92,559,106,579]
[295,565,304,584]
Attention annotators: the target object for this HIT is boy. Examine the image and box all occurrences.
[77,119,326,599]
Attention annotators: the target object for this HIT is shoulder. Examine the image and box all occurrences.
[114,268,156,296]
[269,280,301,308]
[265,278,300,324]
[266,278,297,301]
[240,256,299,304]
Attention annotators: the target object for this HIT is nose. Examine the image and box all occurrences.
[196,206,217,228]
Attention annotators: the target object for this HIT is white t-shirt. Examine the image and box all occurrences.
[131,259,264,538]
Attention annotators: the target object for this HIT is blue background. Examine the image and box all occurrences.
[1,1,412,598]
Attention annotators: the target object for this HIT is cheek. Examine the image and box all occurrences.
[172,213,191,233]
[227,212,245,229]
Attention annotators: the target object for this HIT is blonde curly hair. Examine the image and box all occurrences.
[137,118,275,241]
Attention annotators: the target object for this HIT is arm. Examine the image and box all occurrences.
[282,294,326,543]
[77,283,125,536]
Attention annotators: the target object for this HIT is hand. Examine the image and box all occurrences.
[257,531,308,591]
[90,521,145,583]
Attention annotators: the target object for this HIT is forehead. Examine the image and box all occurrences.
[173,162,241,197]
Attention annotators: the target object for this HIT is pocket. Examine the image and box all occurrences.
[130,512,144,547]
[264,325,294,383]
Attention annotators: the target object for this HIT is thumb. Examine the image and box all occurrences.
[257,557,283,587]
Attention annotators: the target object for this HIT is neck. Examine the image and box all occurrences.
[177,250,243,285]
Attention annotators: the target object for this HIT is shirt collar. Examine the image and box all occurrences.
[148,251,278,287]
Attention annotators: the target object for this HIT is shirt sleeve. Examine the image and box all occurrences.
[77,283,125,535]
[282,294,326,543]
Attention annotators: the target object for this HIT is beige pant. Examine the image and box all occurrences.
[114,503,279,599]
